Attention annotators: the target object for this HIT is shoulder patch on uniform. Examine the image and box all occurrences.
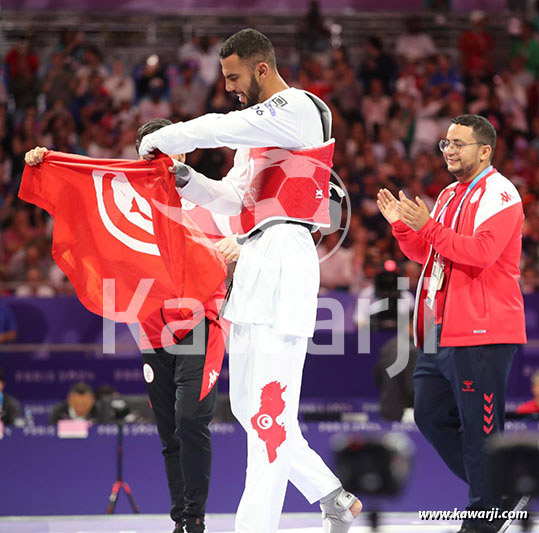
[264,101,277,116]
[270,95,288,108]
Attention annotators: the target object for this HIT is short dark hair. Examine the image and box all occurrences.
[451,114,497,160]
[0,367,4,383]
[135,118,172,151]
[69,382,93,396]
[219,28,276,69]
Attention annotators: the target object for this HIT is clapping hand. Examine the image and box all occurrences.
[396,191,430,231]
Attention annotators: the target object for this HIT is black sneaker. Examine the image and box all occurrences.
[494,495,530,532]
[183,517,207,533]
[172,522,183,533]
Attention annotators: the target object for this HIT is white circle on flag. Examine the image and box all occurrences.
[143,363,155,383]
[257,414,273,430]
[92,169,160,256]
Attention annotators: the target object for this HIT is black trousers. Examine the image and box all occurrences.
[142,318,217,523]
[414,324,516,514]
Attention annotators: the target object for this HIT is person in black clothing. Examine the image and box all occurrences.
[373,324,419,421]
[136,119,236,533]
[141,320,219,533]
[0,367,21,426]
[24,120,237,533]
[49,381,100,424]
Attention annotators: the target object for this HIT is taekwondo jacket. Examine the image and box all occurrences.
[145,87,331,337]
[391,168,527,348]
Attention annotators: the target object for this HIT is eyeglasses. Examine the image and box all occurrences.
[438,139,485,153]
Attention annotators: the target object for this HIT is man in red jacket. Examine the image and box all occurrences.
[377,114,527,533]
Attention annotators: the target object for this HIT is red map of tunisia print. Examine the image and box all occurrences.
[251,381,287,463]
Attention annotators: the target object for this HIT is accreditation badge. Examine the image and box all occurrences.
[426,253,445,310]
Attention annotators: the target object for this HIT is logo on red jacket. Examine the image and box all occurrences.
[461,380,475,392]
[251,381,287,463]
[501,191,513,204]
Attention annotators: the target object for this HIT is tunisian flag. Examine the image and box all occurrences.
[19,151,227,324]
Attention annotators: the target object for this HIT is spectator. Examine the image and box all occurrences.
[55,29,85,66]
[510,20,539,77]
[205,77,236,114]
[41,52,75,109]
[75,45,107,83]
[15,267,55,297]
[521,264,539,294]
[0,367,21,426]
[178,34,222,88]
[410,88,446,158]
[428,54,464,96]
[361,78,392,136]
[0,15,536,303]
[40,101,78,153]
[4,36,40,110]
[468,82,490,115]
[458,11,494,79]
[494,70,528,133]
[2,209,43,263]
[8,239,51,281]
[137,78,171,124]
[103,59,136,108]
[49,381,100,424]
[515,371,539,415]
[395,17,437,63]
[331,66,363,123]
[372,125,406,162]
[170,61,208,120]
[508,55,535,91]
[296,1,331,55]
[359,36,396,94]
[135,54,168,101]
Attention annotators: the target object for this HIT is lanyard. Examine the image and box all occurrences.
[440,166,494,230]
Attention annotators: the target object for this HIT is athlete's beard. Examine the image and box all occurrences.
[243,74,262,108]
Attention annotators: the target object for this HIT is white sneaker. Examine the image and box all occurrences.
[320,488,362,533]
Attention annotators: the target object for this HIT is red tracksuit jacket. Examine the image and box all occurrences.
[392,168,527,348]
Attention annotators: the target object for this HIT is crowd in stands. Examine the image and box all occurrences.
[0,11,538,297]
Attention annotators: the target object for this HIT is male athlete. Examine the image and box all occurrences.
[139,29,362,533]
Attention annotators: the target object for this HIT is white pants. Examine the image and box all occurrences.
[228,322,341,533]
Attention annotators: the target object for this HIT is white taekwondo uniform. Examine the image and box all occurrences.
[141,87,342,533]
